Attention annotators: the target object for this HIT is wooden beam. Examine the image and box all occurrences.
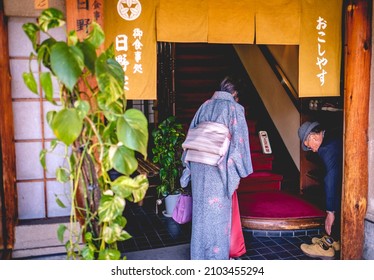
[342,0,372,259]
[0,0,17,254]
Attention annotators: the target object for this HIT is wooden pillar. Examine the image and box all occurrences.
[342,0,372,259]
[0,0,17,257]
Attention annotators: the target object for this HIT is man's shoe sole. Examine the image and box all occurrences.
[301,250,335,260]
[300,243,335,260]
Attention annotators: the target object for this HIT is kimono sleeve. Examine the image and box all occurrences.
[226,104,253,197]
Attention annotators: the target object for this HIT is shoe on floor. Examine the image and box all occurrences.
[300,241,335,260]
[311,235,341,251]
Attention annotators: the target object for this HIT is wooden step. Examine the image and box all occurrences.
[249,135,262,152]
[238,171,283,192]
[238,191,325,230]
[175,79,221,91]
[251,152,274,171]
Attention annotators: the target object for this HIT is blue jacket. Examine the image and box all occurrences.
[317,131,343,212]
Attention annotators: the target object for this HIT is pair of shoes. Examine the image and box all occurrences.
[321,103,343,112]
[311,235,341,251]
[300,241,335,260]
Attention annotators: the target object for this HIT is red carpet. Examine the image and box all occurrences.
[238,191,325,219]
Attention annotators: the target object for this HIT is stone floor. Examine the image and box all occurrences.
[10,196,336,260]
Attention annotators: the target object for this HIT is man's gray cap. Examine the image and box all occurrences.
[298,121,320,151]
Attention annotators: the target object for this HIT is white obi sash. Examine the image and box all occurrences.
[182,121,231,166]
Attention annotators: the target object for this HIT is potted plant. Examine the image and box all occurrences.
[22,8,149,260]
[152,116,185,216]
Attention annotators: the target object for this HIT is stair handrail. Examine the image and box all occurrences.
[258,45,301,113]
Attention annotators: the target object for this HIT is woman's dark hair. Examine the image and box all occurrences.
[220,76,240,95]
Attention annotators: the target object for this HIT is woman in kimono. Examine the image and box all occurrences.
[180,76,253,259]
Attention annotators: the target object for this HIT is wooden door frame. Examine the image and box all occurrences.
[341,0,371,259]
[0,0,17,258]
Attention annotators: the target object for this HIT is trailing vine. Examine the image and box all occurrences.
[22,8,149,260]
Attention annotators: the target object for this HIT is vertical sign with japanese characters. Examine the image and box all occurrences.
[299,0,342,97]
[104,0,157,100]
[66,0,104,42]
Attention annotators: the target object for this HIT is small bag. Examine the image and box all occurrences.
[172,194,192,224]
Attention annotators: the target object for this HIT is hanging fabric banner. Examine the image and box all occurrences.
[256,0,300,45]
[299,0,342,97]
[157,0,208,42]
[104,0,157,100]
[208,0,255,44]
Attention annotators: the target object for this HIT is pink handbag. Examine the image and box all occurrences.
[172,194,192,224]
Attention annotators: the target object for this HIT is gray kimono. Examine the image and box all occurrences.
[181,91,253,259]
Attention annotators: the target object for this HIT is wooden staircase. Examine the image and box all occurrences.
[238,120,284,192]
[238,120,325,230]
[175,43,236,127]
[173,43,325,231]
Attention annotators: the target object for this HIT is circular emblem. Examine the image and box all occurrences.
[117,0,142,21]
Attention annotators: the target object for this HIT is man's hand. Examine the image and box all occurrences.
[325,211,335,235]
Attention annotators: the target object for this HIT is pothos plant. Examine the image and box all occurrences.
[152,116,185,196]
[22,8,149,260]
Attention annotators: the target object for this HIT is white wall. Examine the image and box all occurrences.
[234,44,301,170]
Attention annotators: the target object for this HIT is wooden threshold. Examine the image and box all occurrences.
[241,217,324,231]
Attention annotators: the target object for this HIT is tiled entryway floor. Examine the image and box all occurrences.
[119,197,340,260]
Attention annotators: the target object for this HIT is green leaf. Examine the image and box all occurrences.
[132,174,149,203]
[56,167,70,183]
[22,22,39,50]
[114,215,127,228]
[22,72,38,95]
[37,38,56,70]
[40,72,55,103]
[51,108,83,146]
[77,41,97,74]
[96,53,124,100]
[55,195,67,208]
[111,176,136,198]
[67,30,79,46]
[38,8,65,32]
[111,174,148,203]
[119,230,132,241]
[84,232,93,242]
[85,22,105,49]
[74,100,90,120]
[98,194,125,223]
[109,144,138,176]
[57,224,67,243]
[117,109,149,158]
[102,121,118,143]
[46,110,56,128]
[48,139,58,152]
[39,149,47,169]
[103,223,123,244]
[69,153,76,170]
[98,248,121,260]
[81,244,96,260]
[50,42,84,92]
